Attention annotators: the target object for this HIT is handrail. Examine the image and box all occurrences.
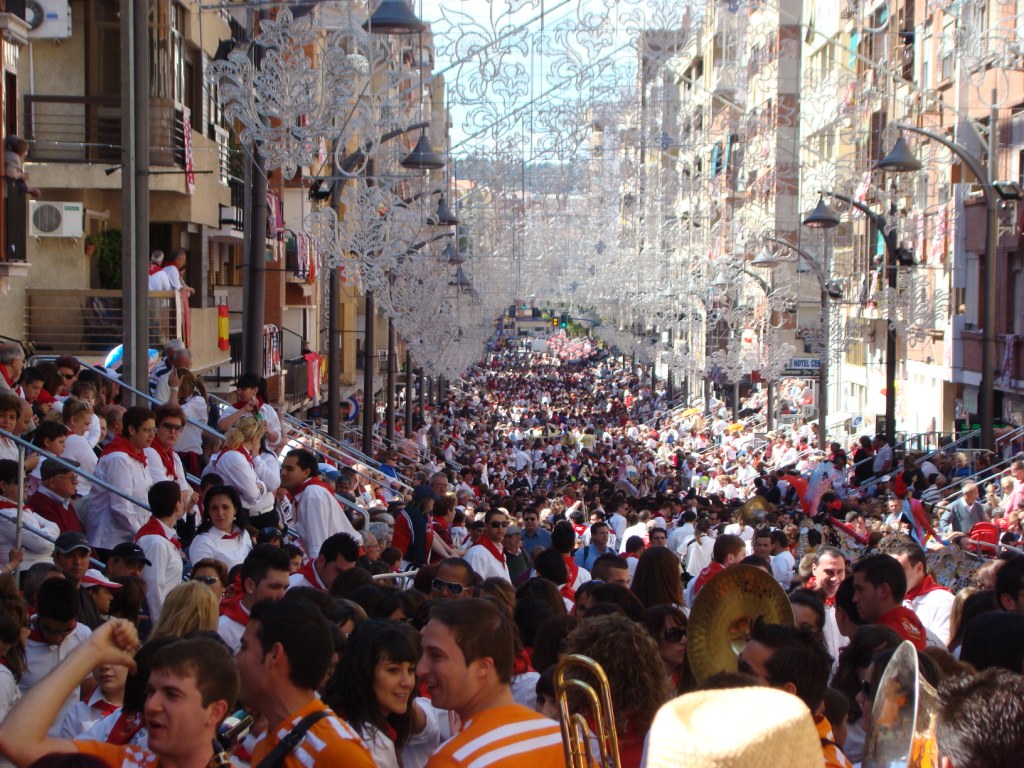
[911,429,985,466]
[942,457,1015,503]
[0,507,106,570]
[0,428,152,512]
[88,364,226,442]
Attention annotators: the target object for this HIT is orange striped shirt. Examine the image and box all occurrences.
[427,704,566,768]
[251,698,376,768]
[75,741,159,768]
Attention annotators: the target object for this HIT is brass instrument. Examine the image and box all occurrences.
[738,494,772,527]
[555,654,622,768]
[862,641,939,768]
[687,564,795,684]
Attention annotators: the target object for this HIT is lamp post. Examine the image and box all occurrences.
[762,223,836,446]
[877,121,998,449]
[823,191,900,446]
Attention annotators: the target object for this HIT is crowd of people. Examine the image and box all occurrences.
[0,336,1023,768]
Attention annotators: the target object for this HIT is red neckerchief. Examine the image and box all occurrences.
[478,536,506,565]
[220,529,242,540]
[692,561,725,599]
[625,552,640,560]
[219,594,250,626]
[28,616,77,644]
[560,582,576,603]
[101,436,147,466]
[136,517,181,550]
[92,698,119,717]
[513,647,534,676]
[148,263,163,276]
[107,710,144,745]
[805,576,836,607]
[0,499,15,510]
[296,559,327,591]
[232,396,264,411]
[0,366,13,388]
[219,445,255,469]
[296,476,338,498]
[150,439,178,481]
[905,575,951,601]
[572,523,587,537]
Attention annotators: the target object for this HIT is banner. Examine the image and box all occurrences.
[182,107,196,195]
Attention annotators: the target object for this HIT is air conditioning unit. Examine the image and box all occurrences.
[25,0,72,40]
[29,201,84,238]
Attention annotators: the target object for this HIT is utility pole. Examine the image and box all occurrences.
[120,0,149,401]
[242,12,267,377]
[362,291,375,456]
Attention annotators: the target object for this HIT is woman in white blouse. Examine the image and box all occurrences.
[60,398,98,497]
[187,485,253,569]
[250,434,282,530]
[201,417,273,514]
[168,369,209,476]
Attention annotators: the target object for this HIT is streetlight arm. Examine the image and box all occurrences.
[892,123,992,198]
[825,191,899,257]
[760,234,829,287]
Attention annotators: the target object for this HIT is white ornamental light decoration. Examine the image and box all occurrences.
[207,7,372,180]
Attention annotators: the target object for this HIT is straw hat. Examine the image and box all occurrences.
[646,687,822,768]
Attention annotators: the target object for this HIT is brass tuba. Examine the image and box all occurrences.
[862,641,939,768]
[555,654,622,768]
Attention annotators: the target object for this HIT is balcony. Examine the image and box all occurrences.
[24,95,185,167]
[24,290,180,357]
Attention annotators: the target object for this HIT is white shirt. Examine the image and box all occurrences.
[23,622,92,736]
[59,687,117,739]
[176,396,208,455]
[464,542,512,582]
[218,609,247,653]
[771,549,795,591]
[188,528,252,570]
[618,522,648,553]
[355,698,439,768]
[220,402,283,450]
[0,498,60,571]
[292,481,360,558]
[86,450,153,549]
[0,660,19,723]
[145,445,191,496]
[161,264,183,290]
[62,434,98,497]
[203,449,270,512]
[253,452,282,515]
[80,709,148,748]
[148,268,171,292]
[137,519,184,622]
[906,588,956,646]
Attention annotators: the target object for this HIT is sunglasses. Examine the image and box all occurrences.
[661,627,686,643]
[859,680,873,698]
[193,576,221,586]
[431,578,465,595]
[489,521,509,529]
[59,372,75,380]
[160,423,184,432]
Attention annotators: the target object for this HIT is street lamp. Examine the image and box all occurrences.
[877,123,997,449]
[822,190,903,446]
[800,199,838,447]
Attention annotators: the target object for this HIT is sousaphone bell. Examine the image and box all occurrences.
[687,564,795,684]
[862,641,939,768]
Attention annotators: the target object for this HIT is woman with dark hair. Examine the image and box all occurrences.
[531,614,577,674]
[324,620,439,768]
[832,625,902,763]
[630,546,683,609]
[947,588,997,655]
[959,611,1024,673]
[565,613,671,768]
[642,605,688,693]
[186,485,253,569]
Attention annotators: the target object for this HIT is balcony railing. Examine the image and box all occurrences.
[284,357,310,408]
[24,95,185,167]
[24,290,180,355]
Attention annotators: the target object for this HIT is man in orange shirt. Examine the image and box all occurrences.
[418,598,566,768]
[0,619,238,768]
[236,597,375,768]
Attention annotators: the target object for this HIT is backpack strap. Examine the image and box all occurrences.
[254,710,331,768]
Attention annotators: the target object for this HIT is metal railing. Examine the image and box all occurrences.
[25,95,185,167]
[25,290,181,355]
[283,357,310,408]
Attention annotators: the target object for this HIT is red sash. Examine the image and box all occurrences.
[135,517,182,550]
[692,561,724,599]
[563,554,579,586]
[150,439,178,481]
[478,536,506,565]
[101,436,147,467]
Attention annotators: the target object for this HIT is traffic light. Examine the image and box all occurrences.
[559,314,568,328]
[551,316,559,327]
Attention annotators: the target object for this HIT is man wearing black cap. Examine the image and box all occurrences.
[105,541,151,580]
[392,485,436,568]
[217,372,282,449]
[27,458,83,534]
[51,531,103,628]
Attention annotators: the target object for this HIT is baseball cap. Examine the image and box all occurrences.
[41,458,80,481]
[109,541,152,566]
[233,372,261,389]
[413,485,438,501]
[82,569,122,591]
[53,531,91,555]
